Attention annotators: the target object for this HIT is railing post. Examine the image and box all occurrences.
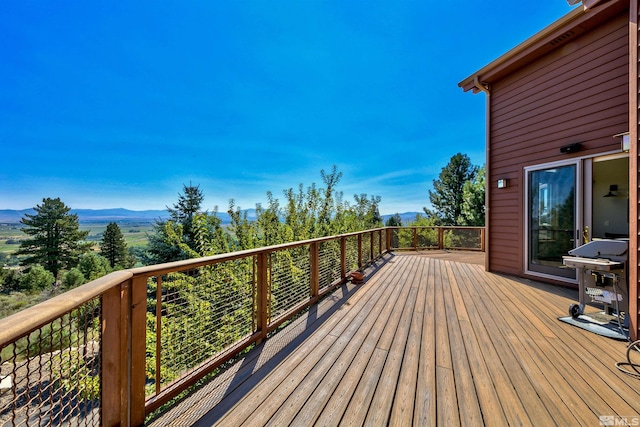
[130,276,147,426]
[413,227,418,250]
[256,252,269,341]
[310,242,319,302]
[386,228,392,252]
[369,231,375,263]
[101,285,124,427]
[340,236,347,279]
[481,227,486,252]
[357,234,363,268]
[438,227,444,250]
[379,229,383,255]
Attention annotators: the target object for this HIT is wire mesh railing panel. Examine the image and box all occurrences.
[389,228,400,249]
[146,257,255,397]
[443,228,483,250]
[0,298,102,427]
[269,246,311,321]
[393,228,416,249]
[361,233,372,264]
[416,227,439,248]
[345,236,359,272]
[372,231,380,258]
[318,240,342,292]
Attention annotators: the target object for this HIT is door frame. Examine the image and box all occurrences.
[524,158,584,284]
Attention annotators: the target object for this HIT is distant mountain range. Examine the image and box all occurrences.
[0,208,421,225]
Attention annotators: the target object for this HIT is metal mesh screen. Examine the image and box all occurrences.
[389,228,400,249]
[318,240,342,292]
[416,228,438,248]
[345,236,359,272]
[372,231,380,258]
[146,257,255,397]
[444,228,482,250]
[361,233,372,264]
[393,228,415,249]
[0,298,102,427]
[269,246,311,320]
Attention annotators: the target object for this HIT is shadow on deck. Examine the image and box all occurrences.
[148,251,640,426]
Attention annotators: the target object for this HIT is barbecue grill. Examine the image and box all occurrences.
[561,239,629,339]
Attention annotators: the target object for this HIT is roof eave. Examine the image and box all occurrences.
[458,0,626,93]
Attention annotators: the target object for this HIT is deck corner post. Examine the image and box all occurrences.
[101,284,124,427]
[130,276,148,426]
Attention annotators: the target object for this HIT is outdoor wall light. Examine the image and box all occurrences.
[560,142,582,154]
[614,132,630,152]
[497,179,508,189]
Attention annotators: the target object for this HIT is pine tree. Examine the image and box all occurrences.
[166,183,205,249]
[100,222,128,268]
[17,197,90,279]
[460,166,486,226]
[424,153,478,225]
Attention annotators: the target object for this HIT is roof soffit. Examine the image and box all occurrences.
[459,0,627,93]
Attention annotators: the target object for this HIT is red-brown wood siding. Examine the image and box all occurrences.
[629,0,639,342]
[487,12,629,277]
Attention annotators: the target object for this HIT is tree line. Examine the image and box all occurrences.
[0,167,384,300]
[0,157,484,314]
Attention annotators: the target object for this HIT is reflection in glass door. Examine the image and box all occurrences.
[526,163,577,279]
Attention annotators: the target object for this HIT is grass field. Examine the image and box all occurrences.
[0,221,154,255]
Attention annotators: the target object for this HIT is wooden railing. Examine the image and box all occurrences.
[0,226,483,426]
[388,226,485,252]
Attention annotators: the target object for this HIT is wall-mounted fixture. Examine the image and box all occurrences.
[603,184,618,198]
[614,132,630,152]
[560,142,582,154]
[497,179,508,189]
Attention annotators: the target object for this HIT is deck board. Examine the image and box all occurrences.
[149,251,640,426]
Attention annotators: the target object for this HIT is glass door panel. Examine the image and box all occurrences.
[527,163,577,279]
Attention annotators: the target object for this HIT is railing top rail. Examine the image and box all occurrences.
[129,228,384,278]
[0,270,133,347]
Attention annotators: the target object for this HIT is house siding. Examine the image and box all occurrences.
[487,12,629,277]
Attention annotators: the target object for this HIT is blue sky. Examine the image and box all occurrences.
[1,1,577,214]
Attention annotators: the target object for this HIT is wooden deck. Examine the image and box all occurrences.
[148,252,640,426]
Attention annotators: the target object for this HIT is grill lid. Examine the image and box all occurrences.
[568,239,628,259]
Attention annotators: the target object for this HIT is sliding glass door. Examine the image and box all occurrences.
[526,161,580,280]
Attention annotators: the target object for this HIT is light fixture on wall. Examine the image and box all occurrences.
[603,184,618,198]
[497,179,508,189]
[614,132,630,152]
[560,142,582,154]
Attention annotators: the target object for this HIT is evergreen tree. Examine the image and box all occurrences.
[424,153,478,225]
[61,267,85,289]
[167,183,205,249]
[460,165,486,226]
[77,252,111,281]
[17,198,90,278]
[385,213,403,227]
[19,264,55,292]
[100,222,128,268]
